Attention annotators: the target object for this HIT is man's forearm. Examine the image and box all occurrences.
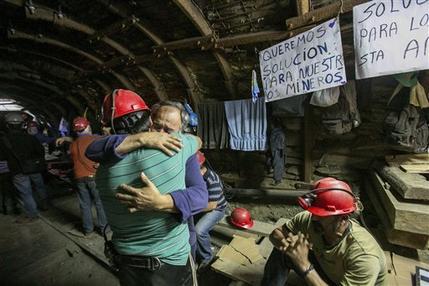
[153,194,178,213]
[203,201,217,212]
[115,133,145,155]
[303,268,329,286]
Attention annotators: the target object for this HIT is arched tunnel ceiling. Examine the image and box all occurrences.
[0,0,304,123]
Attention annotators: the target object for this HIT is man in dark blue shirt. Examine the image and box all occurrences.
[194,151,227,269]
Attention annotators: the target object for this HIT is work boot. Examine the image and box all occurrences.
[197,258,213,272]
[271,180,282,186]
[68,229,95,239]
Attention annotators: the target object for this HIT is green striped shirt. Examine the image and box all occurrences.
[96,133,198,265]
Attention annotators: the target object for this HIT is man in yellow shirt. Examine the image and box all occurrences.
[261,177,387,286]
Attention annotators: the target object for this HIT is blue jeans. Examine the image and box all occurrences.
[12,173,47,218]
[261,248,335,286]
[1,173,18,214]
[195,208,225,264]
[75,178,107,234]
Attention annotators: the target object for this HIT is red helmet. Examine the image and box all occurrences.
[229,207,254,229]
[298,178,356,217]
[196,151,206,165]
[72,117,90,132]
[102,89,150,125]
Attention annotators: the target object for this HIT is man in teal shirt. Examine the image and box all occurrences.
[96,89,200,286]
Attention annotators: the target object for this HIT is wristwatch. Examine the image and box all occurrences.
[302,263,315,278]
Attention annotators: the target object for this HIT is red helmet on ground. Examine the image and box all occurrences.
[196,151,206,166]
[102,89,150,125]
[72,117,90,132]
[229,207,254,229]
[298,178,356,217]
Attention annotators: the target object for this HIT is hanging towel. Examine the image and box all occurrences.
[197,102,229,149]
[251,70,260,103]
[310,86,340,107]
[224,97,267,151]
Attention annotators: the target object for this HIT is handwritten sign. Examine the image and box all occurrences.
[354,0,429,79]
[259,18,347,102]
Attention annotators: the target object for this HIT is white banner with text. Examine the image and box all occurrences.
[354,0,429,79]
[259,18,347,102]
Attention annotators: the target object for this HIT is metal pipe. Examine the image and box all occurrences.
[226,188,308,200]
[212,224,260,239]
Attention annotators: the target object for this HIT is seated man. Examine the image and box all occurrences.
[94,89,201,286]
[261,177,387,286]
[194,151,228,268]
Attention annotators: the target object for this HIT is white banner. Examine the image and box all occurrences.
[259,18,347,102]
[354,0,429,79]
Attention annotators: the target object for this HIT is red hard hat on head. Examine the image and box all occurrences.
[102,89,150,125]
[298,178,356,217]
[72,117,90,132]
[196,151,206,166]
[229,207,254,229]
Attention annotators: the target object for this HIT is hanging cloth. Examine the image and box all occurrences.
[224,97,267,151]
[251,70,260,103]
[197,102,229,149]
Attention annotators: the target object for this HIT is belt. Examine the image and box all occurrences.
[113,254,162,271]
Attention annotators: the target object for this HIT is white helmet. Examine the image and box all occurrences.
[4,112,24,125]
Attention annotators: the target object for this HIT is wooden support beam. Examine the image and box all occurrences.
[96,0,200,105]
[153,23,348,52]
[20,2,170,96]
[296,0,311,16]
[212,225,261,240]
[89,16,140,42]
[286,0,368,30]
[7,29,135,89]
[0,73,64,96]
[377,165,429,201]
[370,171,429,236]
[153,35,214,54]
[303,103,313,182]
[173,0,236,98]
[219,31,289,47]
[153,31,290,53]
[173,0,212,35]
[8,30,103,64]
[365,179,429,250]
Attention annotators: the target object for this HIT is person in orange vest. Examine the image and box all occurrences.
[64,117,107,237]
